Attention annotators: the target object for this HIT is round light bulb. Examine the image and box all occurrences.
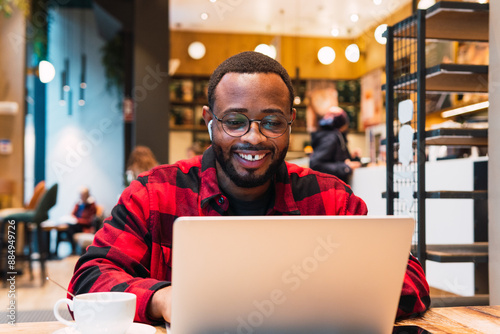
[330,28,340,37]
[188,41,206,60]
[317,46,336,65]
[254,44,277,59]
[350,14,359,23]
[39,60,56,83]
[417,0,436,9]
[374,24,388,45]
[345,44,360,63]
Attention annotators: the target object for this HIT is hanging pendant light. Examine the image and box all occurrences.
[59,70,66,106]
[79,54,86,106]
[79,9,87,107]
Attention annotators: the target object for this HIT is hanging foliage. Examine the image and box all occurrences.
[0,0,30,17]
[30,0,49,61]
[100,33,125,97]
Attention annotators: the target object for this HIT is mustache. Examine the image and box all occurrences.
[230,144,275,152]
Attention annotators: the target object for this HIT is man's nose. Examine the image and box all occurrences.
[241,122,266,144]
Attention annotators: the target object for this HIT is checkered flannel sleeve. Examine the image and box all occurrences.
[68,179,170,324]
[396,254,431,319]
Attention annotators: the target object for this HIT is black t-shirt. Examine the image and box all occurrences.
[223,187,275,216]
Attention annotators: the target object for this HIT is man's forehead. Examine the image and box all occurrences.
[219,71,282,82]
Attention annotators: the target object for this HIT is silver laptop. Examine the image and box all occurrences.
[170,216,414,334]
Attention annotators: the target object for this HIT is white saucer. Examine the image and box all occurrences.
[52,322,156,334]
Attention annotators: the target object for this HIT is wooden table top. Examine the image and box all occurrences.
[395,305,500,333]
[1,306,498,333]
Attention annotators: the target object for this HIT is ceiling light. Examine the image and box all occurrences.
[441,101,489,118]
[210,0,217,2]
[201,12,209,20]
[188,41,206,59]
[317,46,336,65]
[373,0,382,5]
[345,44,360,63]
[350,14,359,23]
[255,44,277,59]
[330,28,340,37]
[417,0,436,9]
[38,60,56,83]
[374,24,388,45]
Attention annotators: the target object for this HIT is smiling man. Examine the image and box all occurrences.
[69,51,430,325]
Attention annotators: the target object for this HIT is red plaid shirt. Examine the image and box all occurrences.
[69,147,429,324]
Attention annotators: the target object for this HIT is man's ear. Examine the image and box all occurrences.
[203,106,214,141]
[202,106,212,126]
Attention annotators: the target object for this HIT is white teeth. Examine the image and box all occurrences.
[238,153,265,162]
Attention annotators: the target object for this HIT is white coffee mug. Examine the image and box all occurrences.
[53,292,136,334]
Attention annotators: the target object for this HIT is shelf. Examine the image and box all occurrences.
[426,242,488,263]
[425,190,487,200]
[381,128,488,147]
[393,1,489,42]
[391,64,488,93]
[382,190,487,200]
[0,102,18,115]
[425,128,488,146]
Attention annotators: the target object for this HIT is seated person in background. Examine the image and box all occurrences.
[309,107,362,184]
[125,145,159,186]
[60,187,97,254]
[69,51,430,325]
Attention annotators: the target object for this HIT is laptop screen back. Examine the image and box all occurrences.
[171,216,414,334]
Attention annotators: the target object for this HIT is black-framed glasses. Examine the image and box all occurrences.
[210,111,293,138]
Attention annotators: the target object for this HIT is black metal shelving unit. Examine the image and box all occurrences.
[384,1,489,306]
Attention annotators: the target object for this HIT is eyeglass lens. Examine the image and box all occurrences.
[221,113,288,138]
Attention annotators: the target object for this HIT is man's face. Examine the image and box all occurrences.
[205,72,295,189]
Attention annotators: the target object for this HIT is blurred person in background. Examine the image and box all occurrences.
[57,187,97,255]
[125,145,159,186]
[309,107,361,184]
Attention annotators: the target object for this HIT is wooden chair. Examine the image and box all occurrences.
[0,181,46,219]
[26,181,46,210]
[1,184,58,284]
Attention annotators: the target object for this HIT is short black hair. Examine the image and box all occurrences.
[207,51,294,112]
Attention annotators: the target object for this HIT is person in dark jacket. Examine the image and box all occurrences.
[309,107,361,183]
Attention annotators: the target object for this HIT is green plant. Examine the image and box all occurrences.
[101,33,125,97]
[0,0,29,17]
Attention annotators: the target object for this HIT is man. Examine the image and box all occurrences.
[53,187,97,255]
[309,107,362,184]
[69,51,430,324]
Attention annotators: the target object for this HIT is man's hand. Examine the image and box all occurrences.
[147,286,172,323]
[345,159,362,170]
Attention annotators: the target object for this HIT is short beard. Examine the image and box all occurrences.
[212,142,288,188]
